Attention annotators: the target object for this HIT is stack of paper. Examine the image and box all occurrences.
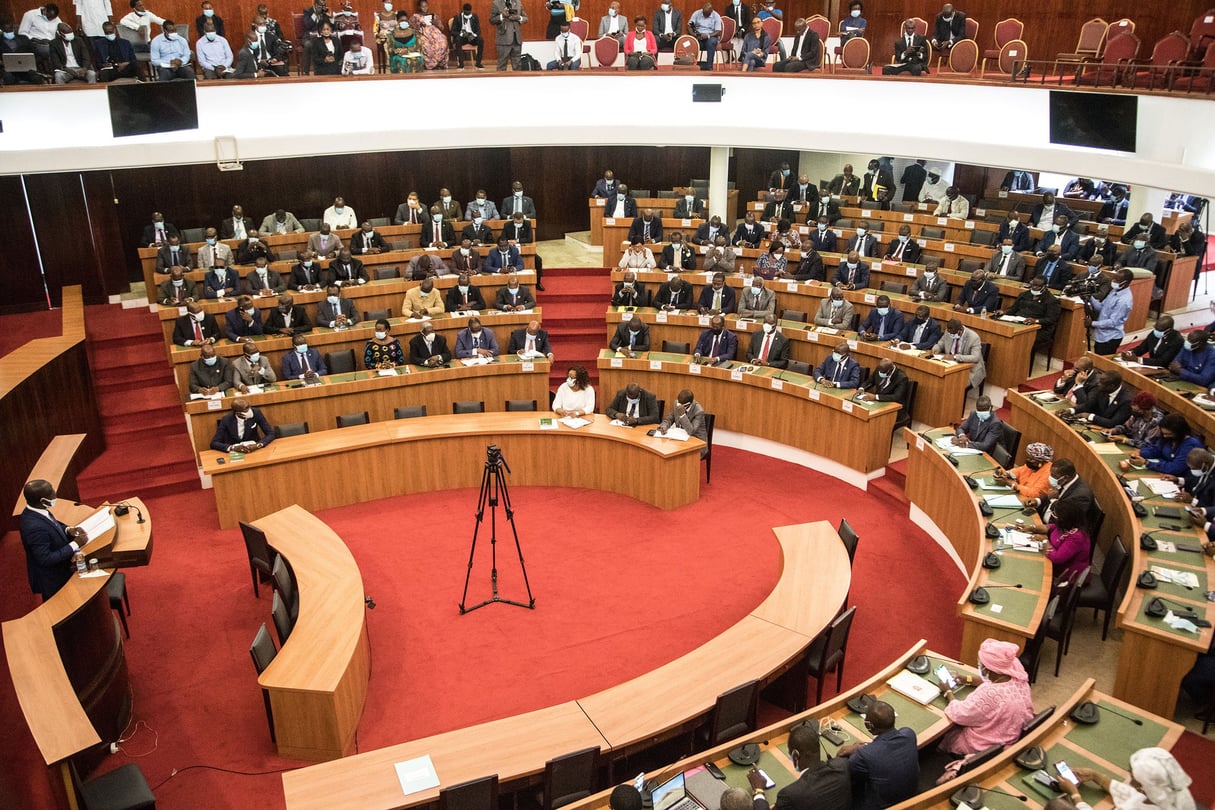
[460,357,493,367]
[559,416,591,429]
[934,436,982,455]
[985,494,1024,508]
[887,670,941,705]
[1142,478,1181,498]
[979,479,1013,491]
[658,427,690,441]
[1150,565,1200,589]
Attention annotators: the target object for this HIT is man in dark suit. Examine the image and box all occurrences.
[731,212,765,248]
[899,160,927,203]
[722,0,753,56]
[997,212,1032,252]
[224,295,264,341]
[1064,258,1113,301]
[828,165,860,197]
[882,19,928,76]
[998,276,1060,356]
[1034,216,1080,260]
[210,397,276,452]
[768,162,792,190]
[592,170,618,199]
[672,189,706,219]
[246,257,286,296]
[316,284,359,329]
[788,174,820,207]
[897,305,943,350]
[604,184,638,220]
[235,231,276,265]
[610,319,650,354]
[203,261,241,299]
[846,221,879,257]
[485,238,522,274]
[155,236,192,273]
[1069,370,1133,428]
[1123,316,1183,368]
[692,315,737,365]
[500,181,537,218]
[612,272,648,307]
[1001,169,1035,192]
[142,212,179,246]
[651,3,682,51]
[1120,213,1168,249]
[930,3,966,51]
[159,266,198,305]
[326,249,368,287]
[452,242,484,275]
[93,20,139,80]
[838,700,918,810]
[884,225,921,263]
[502,211,533,245]
[806,218,839,252]
[1033,246,1071,291]
[693,216,726,246]
[833,252,870,290]
[984,239,1029,281]
[746,314,790,368]
[281,333,327,380]
[749,724,850,810]
[173,302,221,346]
[654,277,693,310]
[408,322,453,367]
[450,3,484,68]
[605,383,660,425]
[49,22,95,83]
[495,276,536,311]
[1038,458,1094,521]
[264,293,312,336]
[220,204,255,240]
[773,17,819,72]
[350,222,386,255]
[954,269,1001,313]
[507,321,553,359]
[860,296,905,341]
[447,273,488,311]
[792,247,826,281]
[1079,227,1119,266]
[814,339,861,388]
[461,218,495,246]
[423,207,457,249]
[19,480,83,601]
[697,273,736,314]
[1029,193,1078,229]
[289,252,325,290]
[660,234,697,271]
[628,209,663,244]
[761,189,794,223]
[861,159,895,202]
[1098,186,1130,225]
[2,22,42,85]
[807,195,842,225]
[857,358,910,405]
[953,396,1003,452]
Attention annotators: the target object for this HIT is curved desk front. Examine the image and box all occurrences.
[201,412,704,528]
[1006,390,1215,718]
[253,506,369,761]
[596,350,900,477]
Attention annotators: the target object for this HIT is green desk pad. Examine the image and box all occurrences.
[1142,566,1208,599]
[953,454,1001,475]
[970,584,1040,628]
[643,352,689,363]
[1063,698,1170,768]
[1039,743,1119,806]
[984,553,1046,588]
[721,749,797,793]
[983,789,1038,810]
[1134,597,1209,640]
[1144,536,1213,565]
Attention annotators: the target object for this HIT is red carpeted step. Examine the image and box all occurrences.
[103,409,186,438]
[98,383,181,418]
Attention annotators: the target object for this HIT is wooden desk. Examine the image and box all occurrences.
[201,412,703,528]
[281,521,848,809]
[170,309,541,399]
[1090,353,1215,440]
[588,192,739,246]
[3,497,153,810]
[11,434,87,517]
[1006,389,1215,717]
[603,307,970,426]
[1162,255,1199,313]
[903,428,1052,661]
[597,350,899,477]
[253,506,369,761]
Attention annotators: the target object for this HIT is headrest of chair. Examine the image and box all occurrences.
[1014,745,1048,771]
[949,785,984,808]
[982,552,1002,570]
[1136,571,1158,589]
[727,743,761,766]
[968,587,990,605]
[906,655,931,675]
[1070,701,1100,725]
[845,693,875,715]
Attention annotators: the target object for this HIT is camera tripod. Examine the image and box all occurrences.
[459,445,535,614]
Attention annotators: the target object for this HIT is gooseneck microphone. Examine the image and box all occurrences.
[969,583,1022,605]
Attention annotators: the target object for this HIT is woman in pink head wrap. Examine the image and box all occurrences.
[937,638,1034,756]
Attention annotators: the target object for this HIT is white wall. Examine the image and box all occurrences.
[2,76,1213,200]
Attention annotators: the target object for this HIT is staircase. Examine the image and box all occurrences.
[536,267,610,389]
[77,303,199,503]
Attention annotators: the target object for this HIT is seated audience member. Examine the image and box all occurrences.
[310,21,342,72]
[203,258,240,300]
[885,225,921,264]
[261,208,304,234]
[408,253,448,280]
[232,29,275,77]
[317,284,359,329]
[911,259,948,302]
[993,441,1054,503]
[1065,256,1113,302]
[195,19,232,77]
[605,184,637,221]
[450,3,484,70]
[753,244,786,281]
[859,295,904,341]
[143,212,179,248]
[396,191,427,225]
[364,319,405,368]
[1059,749,1195,810]
[771,219,801,250]
[953,395,1002,452]
[629,209,664,244]
[658,389,708,452]
[149,19,193,81]
[996,276,1059,357]
[692,315,736,365]
[697,272,736,315]
[173,302,220,346]
[485,237,522,274]
[985,238,1028,281]
[997,211,1032,252]
[546,19,580,70]
[447,273,487,311]
[918,166,948,205]
[228,340,277,389]
[774,16,820,72]
[290,252,325,291]
[739,16,770,72]
[838,699,918,810]
[833,251,870,290]
[1053,356,1096,401]
[1038,458,1095,520]
[599,0,626,46]
[814,289,854,329]
[210,397,275,452]
[1170,330,1215,387]
[954,268,1000,313]
[934,318,986,390]
[933,187,969,218]
[1121,212,1168,250]
[937,639,1034,756]
[246,256,286,296]
[702,235,736,274]
[307,223,343,258]
[496,275,535,311]
[195,0,223,38]
[1036,215,1081,261]
[1033,245,1071,291]
[508,321,554,359]
[1170,220,1205,259]
[454,316,499,358]
[686,2,722,71]
[236,229,275,264]
[4,21,43,86]
[806,217,839,253]
[158,266,197,305]
[673,188,705,219]
[408,321,452,367]
[855,358,908,404]
[733,212,765,249]
[1079,225,1118,266]
[462,215,495,247]
[1068,369,1132,428]
[651,1,681,52]
[737,278,775,319]
[327,248,368,286]
[189,344,232,395]
[452,240,484,275]
[605,383,660,426]
[350,221,386,255]
[693,215,725,246]
[281,333,327,380]
[402,276,445,318]
[619,240,657,270]
[751,723,850,809]
[790,245,825,281]
[325,198,356,230]
[612,271,648,307]
[746,314,789,367]
[1128,413,1202,477]
[1098,185,1130,225]
[553,366,595,417]
[930,3,965,52]
[1108,391,1162,449]
[660,232,696,271]
[610,318,650,355]
[1026,499,1091,583]
[263,293,312,336]
[224,295,264,341]
[813,340,861,389]
[93,20,139,80]
[50,21,96,83]
[882,18,928,76]
[847,219,878,257]
[897,305,941,350]
[840,0,866,42]
[654,276,693,311]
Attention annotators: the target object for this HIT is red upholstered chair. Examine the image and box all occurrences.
[909,17,928,38]
[835,35,870,74]
[1076,31,1140,86]
[592,35,620,68]
[719,16,736,64]
[1188,8,1215,60]
[672,34,700,70]
[986,38,1028,79]
[761,16,782,62]
[1124,31,1190,89]
[1107,18,1136,38]
[1170,36,1215,91]
[939,38,978,76]
[804,14,830,69]
[981,17,1023,75]
[568,17,590,67]
[932,15,979,67]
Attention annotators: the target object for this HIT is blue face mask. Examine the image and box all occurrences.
[850,8,861,17]
[206,237,217,245]
[831,352,844,362]
[878,371,889,379]
[327,295,339,304]
[3,31,15,40]
[817,223,827,232]
[876,307,889,316]
[1152,328,1166,339]
[296,344,308,354]
[975,410,991,421]
[204,356,218,366]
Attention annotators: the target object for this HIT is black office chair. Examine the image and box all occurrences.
[998,423,1022,461]
[453,401,485,414]
[538,747,600,810]
[107,572,131,639]
[394,405,428,419]
[1042,567,1092,677]
[781,309,808,323]
[655,399,666,423]
[439,775,500,810]
[240,521,273,598]
[969,229,997,246]
[880,281,908,295]
[70,761,156,810]
[697,680,759,749]
[787,360,812,376]
[1085,498,1106,554]
[992,443,1013,469]
[369,216,391,227]
[374,266,401,280]
[805,605,856,704]
[271,590,293,646]
[921,225,945,239]
[278,248,298,262]
[337,412,370,428]
[271,554,299,621]
[363,308,391,323]
[505,399,538,411]
[662,340,691,354]
[299,217,321,231]
[838,518,860,565]
[276,421,309,438]
[958,258,984,274]
[180,226,205,243]
[892,379,918,439]
[1019,705,1056,739]
[703,412,716,483]
[1077,536,1129,640]
[250,622,278,742]
[1019,594,1058,684]
[954,743,1005,776]
[326,349,356,375]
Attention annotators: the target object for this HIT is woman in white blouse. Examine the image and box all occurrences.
[552,366,595,418]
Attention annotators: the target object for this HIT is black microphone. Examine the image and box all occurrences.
[116,501,146,524]
[1145,594,1202,622]
[969,583,1022,604]
[1075,699,1144,726]
[982,786,1029,802]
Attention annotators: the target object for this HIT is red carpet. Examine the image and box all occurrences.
[538,267,610,388]
[0,308,61,359]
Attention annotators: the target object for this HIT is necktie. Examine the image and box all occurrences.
[894,241,904,260]
[473,333,480,348]
[175,287,184,302]
[952,335,961,354]
[526,335,535,352]
[713,290,722,310]
[628,400,638,417]
[171,247,179,262]
[710,335,720,357]
[878,316,888,340]
[1000,253,1010,274]
[302,352,310,372]
[947,200,953,214]
[434,224,441,243]
[562,36,568,58]
[760,333,772,362]
[193,320,203,341]
[849,267,856,284]
[156,226,165,242]
[914,322,925,343]
[833,360,842,384]
[629,331,636,348]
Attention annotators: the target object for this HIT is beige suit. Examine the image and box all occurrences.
[402,286,445,318]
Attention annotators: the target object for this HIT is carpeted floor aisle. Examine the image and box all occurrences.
[538,268,611,388]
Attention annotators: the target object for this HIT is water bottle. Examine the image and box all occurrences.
[74,552,87,576]
[980,306,987,319]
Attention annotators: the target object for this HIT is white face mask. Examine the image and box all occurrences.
[458,285,469,293]
[239,410,254,419]
[1133,240,1147,250]
[105,32,117,40]
[248,353,260,363]
[1048,475,1060,488]
[975,410,991,421]
[567,377,578,386]
[432,214,443,223]
[63,32,75,41]
[514,190,523,197]
[193,311,206,321]
[42,497,57,509]
[257,25,268,33]
[850,9,861,17]
[460,248,470,256]
[762,323,775,334]
[244,307,256,316]
[856,228,867,237]
[442,196,451,204]
[876,307,889,316]
[685,195,694,202]
[375,331,387,340]
[296,344,308,354]
[608,8,617,15]
[205,31,217,40]
[384,2,392,9]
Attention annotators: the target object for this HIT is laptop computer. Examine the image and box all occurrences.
[3,53,37,72]
[684,767,730,810]
[651,772,705,810]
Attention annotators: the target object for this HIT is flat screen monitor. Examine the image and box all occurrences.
[1048,91,1137,153]
[108,81,199,138]
[692,84,723,102]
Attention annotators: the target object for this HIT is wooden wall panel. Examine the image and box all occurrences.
[0,176,47,314]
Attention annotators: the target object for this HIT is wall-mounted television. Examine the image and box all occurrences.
[108,81,199,138]
[1049,91,1137,153]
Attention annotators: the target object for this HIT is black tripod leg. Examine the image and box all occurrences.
[459,463,494,613]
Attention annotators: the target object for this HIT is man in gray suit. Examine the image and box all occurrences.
[736,277,776,318]
[933,318,986,392]
[658,389,709,456]
[260,209,305,234]
[490,0,526,70]
[984,238,1029,282]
